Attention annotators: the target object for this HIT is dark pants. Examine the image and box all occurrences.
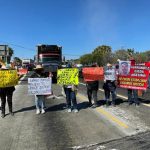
[128,89,139,104]
[87,89,98,105]
[65,88,77,109]
[104,81,116,105]
[1,93,13,114]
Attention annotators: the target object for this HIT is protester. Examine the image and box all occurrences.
[86,64,99,108]
[63,64,78,113]
[31,64,47,114]
[103,63,117,106]
[0,64,16,118]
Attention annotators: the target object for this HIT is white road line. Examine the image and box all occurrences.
[79,82,150,107]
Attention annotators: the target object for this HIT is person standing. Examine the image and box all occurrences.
[103,63,117,106]
[86,80,99,108]
[31,64,47,114]
[0,65,16,118]
[63,64,78,113]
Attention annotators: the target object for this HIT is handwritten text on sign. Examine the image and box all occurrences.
[57,68,79,85]
[0,70,18,87]
[28,78,52,95]
[82,67,104,81]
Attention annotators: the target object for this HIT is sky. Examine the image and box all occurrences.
[1,0,150,60]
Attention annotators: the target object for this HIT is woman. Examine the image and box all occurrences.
[31,65,47,114]
[0,65,16,118]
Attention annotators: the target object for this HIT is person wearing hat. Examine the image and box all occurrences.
[103,63,117,106]
[0,65,16,118]
[31,64,47,114]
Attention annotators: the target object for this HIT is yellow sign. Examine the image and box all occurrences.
[0,70,18,87]
[57,68,79,85]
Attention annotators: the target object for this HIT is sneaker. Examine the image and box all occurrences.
[41,109,45,114]
[10,112,14,116]
[67,108,72,113]
[1,113,5,118]
[74,109,78,113]
[36,109,40,114]
[91,104,98,108]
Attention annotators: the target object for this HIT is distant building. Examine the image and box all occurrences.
[0,45,13,63]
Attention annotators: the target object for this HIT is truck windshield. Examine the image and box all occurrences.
[39,57,60,63]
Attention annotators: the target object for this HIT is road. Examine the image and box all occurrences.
[0,72,149,150]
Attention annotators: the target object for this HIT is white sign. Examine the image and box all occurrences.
[28,78,52,95]
[104,67,116,81]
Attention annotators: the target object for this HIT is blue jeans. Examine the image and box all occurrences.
[35,95,45,110]
[64,88,77,109]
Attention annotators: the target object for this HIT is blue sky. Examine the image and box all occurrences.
[0,0,150,60]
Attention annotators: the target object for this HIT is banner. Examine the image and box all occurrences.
[82,67,104,81]
[28,78,52,95]
[57,68,79,85]
[118,65,149,90]
[18,68,28,75]
[0,70,18,87]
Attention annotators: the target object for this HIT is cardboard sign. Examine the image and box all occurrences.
[82,67,104,81]
[0,70,18,87]
[28,78,52,95]
[104,67,116,81]
[118,65,149,90]
[18,68,28,75]
[57,68,79,85]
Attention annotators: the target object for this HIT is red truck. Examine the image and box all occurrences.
[36,44,62,80]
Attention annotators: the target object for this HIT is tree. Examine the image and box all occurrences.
[92,45,112,66]
[13,57,22,65]
[80,54,93,65]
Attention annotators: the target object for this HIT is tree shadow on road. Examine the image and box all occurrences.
[14,105,36,114]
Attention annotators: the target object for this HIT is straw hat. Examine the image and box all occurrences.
[34,64,43,70]
[107,63,112,67]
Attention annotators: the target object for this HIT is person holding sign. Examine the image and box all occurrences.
[63,64,78,113]
[0,64,16,118]
[31,65,47,114]
[103,63,117,106]
[85,64,99,108]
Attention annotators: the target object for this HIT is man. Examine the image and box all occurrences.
[103,63,117,106]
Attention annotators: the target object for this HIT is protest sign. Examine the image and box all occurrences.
[57,68,79,85]
[28,78,52,95]
[104,67,116,81]
[18,68,28,75]
[0,70,18,87]
[118,65,149,90]
[82,67,104,81]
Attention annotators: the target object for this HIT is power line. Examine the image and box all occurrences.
[0,41,82,57]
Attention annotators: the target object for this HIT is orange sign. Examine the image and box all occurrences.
[18,68,28,75]
[82,67,104,81]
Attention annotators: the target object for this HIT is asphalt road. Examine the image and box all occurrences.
[0,73,149,150]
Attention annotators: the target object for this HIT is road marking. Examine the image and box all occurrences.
[80,83,128,99]
[96,107,128,128]
[77,93,129,129]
